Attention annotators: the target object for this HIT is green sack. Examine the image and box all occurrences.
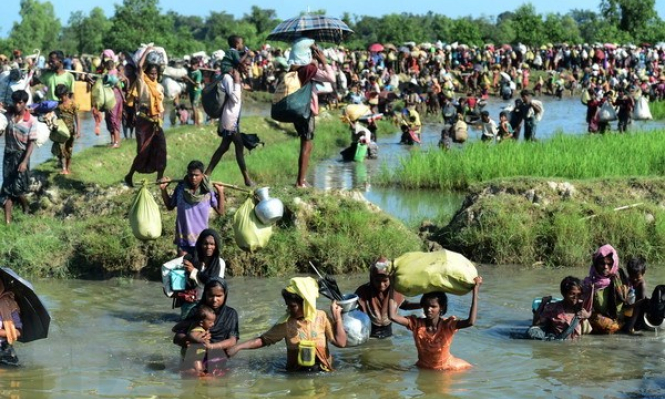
[392,250,478,296]
[49,119,71,143]
[353,143,368,162]
[91,80,117,112]
[91,79,104,110]
[271,82,313,123]
[233,197,273,252]
[129,182,162,241]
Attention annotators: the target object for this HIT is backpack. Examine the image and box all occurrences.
[201,75,227,119]
[645,285,665,328]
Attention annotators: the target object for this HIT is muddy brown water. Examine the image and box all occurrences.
[2,98,665,397]
[2,266,665,398]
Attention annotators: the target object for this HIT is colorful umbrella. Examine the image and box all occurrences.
[0,268,50,343]
[266,15,354,44]
[368,43,384,52]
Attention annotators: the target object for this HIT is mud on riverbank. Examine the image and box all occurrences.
[424,177,665,267]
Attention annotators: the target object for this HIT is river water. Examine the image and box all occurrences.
[3,97,665,397]
[3,266,665,398]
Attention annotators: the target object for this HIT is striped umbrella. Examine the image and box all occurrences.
[267,15,354,44]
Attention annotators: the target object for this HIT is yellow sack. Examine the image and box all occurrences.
[129,183,162,241]
[391,251,478,296]
[272,71,302,104]
[233,197,273,252]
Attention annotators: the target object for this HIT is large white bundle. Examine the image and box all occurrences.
[133,43,168,66]
[633,96,653,121]
[598,101,618,122]
[163,66,187,80]
[0,113,7,133]
[161,77,184,101]
[211,50,225,62]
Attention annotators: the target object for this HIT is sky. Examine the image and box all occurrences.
[3,0,665,37]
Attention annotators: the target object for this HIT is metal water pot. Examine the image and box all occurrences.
[338,294,370,347]
[253,187,284,225]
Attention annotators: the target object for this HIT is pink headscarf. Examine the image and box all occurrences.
[101,49,117,63]
[584,244,619,291]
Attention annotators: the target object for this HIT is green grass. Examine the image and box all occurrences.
[6,114,423,279]
[430,177,665,267]
[649,100,665,120]
[377,131,665,190]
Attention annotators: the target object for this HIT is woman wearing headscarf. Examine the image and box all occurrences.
[227,277,346,372]
[124,46,167,187]
[175,229,226,319]
[173,278,238,373]
[99,50,124,148]
[0,277,21,364]
[583,244,627,334]
[355,256,420,339]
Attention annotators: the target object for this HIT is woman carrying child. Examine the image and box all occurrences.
[51,84,80,175]
[388,276,482,371]
[173,278,238,375]
[227,277,347,372]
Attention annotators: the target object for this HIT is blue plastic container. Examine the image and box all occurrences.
[170,268,187,291]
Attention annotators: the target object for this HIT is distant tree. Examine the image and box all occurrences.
[449,17,482,46]
[244,6,279,35]
[600,0,657,37]
[104,0,172,52]
[542,13,582,44]
[9,0,61,53]
[511,3,545,45]
[61,8,110,56]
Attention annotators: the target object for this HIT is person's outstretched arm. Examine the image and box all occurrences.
[456,276,482,330]
[226,337,264,357]
[388,287,410,328]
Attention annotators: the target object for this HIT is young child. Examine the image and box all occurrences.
[53,84,80,175]
[176,104,189,125]
[479,110,497,142]
[498,111,514,141]
[530,276,590,340]
[0,277,21,365]
[389,276,482,371]
[623,256,648,334]
[181,305,216,375]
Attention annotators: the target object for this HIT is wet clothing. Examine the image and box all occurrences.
[260,310,336,371]
[0,290,21,345]
[355,283,405,338]
[537,301,582,339]
[406,316,472,371]
[584,245,625,334]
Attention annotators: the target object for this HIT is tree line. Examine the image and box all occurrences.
[0,0,661,57]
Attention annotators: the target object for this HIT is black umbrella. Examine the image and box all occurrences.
[398,81,422,94]
[0,268,50,343]
[267,15,354,44]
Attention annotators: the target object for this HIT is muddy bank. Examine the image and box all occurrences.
[424,177,665,267]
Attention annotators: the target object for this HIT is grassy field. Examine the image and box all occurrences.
[377,131,665,190]
[5,114,423,279]
[429,177,665,267]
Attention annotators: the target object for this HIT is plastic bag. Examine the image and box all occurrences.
[598,101,617,122]
[129,183,162,241]
[633,97,653,120]
[391,250,478,296]
[233,197,273,251]
[453,120,468,143]
[49,119,71,143]
[161,256,185,297]
[33,121,50,147]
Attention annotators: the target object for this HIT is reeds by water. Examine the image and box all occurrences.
[379,131,665,190]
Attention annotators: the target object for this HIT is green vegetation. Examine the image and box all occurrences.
[5,115,423,279]
[428,177,665,267]
[649,100,665,120]
[1,0,663,56]
[378,132,665,190]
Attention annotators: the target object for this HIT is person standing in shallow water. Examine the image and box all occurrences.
[124,47,167,187]
[0,90,36,224]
